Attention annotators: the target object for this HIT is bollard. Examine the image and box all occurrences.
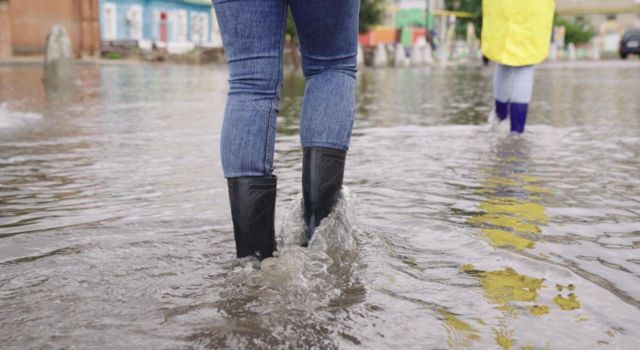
[410,45,423,66]
[373,43,388,67]
[357,45,364,66]
[394,43,408,67]
[591,41,600,61]
[423,43,433,64]
[436,48,449,64]
[567,42,576,61]
[411,37,428,66]
[43,25,75,85]
[548,43,558,61]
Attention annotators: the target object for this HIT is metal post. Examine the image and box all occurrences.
[425,0,431,44]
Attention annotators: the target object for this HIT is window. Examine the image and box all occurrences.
[190,12,208,44]
[126,5,143,40]
[173,10,188,42]
[102,3,117,40]
[211,8,222,47]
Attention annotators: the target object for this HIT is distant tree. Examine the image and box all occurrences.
[554,17,596,45]
[285,10,300,69]
[445,0,483,38]
[285,9,297,40]
[360,0,385,34]
[284,2,384,69]
[286,1,384,37]
[285,0,384,48]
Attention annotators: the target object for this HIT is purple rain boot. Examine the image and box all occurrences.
[509,102,528,133]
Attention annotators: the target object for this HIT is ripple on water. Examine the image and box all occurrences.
[0,103,42,131]
[197,189,364,348]
[1,63,640,349]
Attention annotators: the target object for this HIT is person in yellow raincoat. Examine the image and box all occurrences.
[482,0,555,133]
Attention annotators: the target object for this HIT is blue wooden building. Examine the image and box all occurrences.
[99,0,222,53]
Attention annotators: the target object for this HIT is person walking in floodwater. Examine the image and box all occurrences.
[212,0,359,260]
[483,0,555,133]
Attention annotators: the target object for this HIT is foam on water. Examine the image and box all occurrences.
[225,187,359,303]
[0,103,42,130]
[2,63,640,349]
[210,188,362,347]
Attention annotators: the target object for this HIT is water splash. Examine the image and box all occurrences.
[0,103,42,130]
[225,187,359,297]
[201,188,362,347]
[3,63,640,349]
[279,187,358,253]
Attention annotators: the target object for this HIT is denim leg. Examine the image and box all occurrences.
[213,0,286,178]
[289,0,359,150]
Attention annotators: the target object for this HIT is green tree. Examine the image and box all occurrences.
[360,0,385,34]
[554,17,596,45]
[445,0,483,38]
[286,1,384,37]
[284,1,384,68]
[285,10,301,68]
[285,9,297,40]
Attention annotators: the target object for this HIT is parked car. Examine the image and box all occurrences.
[620,29,640,59]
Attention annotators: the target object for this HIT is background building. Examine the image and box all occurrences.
[556,0,640,52]
[557,0,640,30]
[99,0,222,54]
[2,0,99,57]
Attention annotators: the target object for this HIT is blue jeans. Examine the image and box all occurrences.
[213,0,359,178]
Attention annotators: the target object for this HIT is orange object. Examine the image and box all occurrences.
[412,27,426,45]
[359,33,371,47]
[358,27,397,47]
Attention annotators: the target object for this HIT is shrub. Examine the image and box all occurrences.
[555,17,596,45]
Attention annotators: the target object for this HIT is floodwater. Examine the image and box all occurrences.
[1,60,640,349]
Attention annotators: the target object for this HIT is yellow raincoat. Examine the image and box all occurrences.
[482,0,556,66]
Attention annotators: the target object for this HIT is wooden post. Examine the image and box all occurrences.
[0,0,12,58]
[88,0,99,57]
[76,0,99,58]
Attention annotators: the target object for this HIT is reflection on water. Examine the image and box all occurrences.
[470,137,549,251]
[439,308,481,349]
[462,264,546,349]
[1,62,640,349]
[461,136,586,349]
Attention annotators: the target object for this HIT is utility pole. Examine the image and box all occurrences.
[425,0,431,45]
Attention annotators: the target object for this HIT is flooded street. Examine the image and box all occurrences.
[1,61,640,349]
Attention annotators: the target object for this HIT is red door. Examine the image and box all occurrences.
[159,12,168,42]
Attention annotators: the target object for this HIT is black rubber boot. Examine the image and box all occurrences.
[302,147,346,242]
[227,175,277,260]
